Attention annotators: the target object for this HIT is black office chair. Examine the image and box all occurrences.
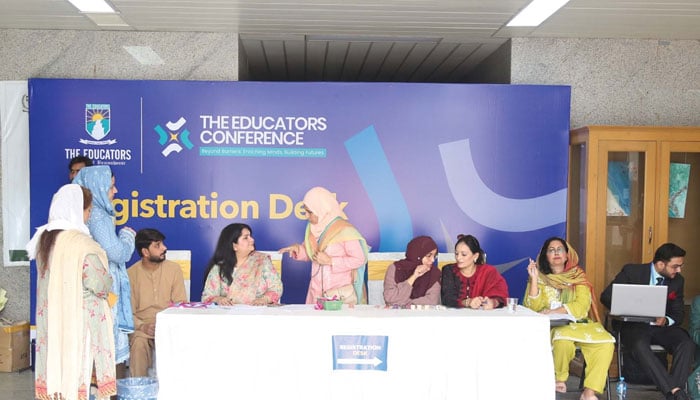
[607,315,668,386]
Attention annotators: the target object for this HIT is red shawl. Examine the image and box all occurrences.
[455,264,509,303]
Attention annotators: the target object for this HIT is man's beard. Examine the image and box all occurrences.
[148,253,166,263]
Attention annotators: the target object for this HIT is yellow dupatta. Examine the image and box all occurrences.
[535,242,602,323]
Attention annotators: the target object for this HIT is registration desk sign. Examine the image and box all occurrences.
[332,335,388,371]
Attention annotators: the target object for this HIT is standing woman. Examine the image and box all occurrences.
[383,236,441,307]
[27,184,116,400]
[523,237,614,400]
[279,186,369,304]
[201,223,283,305]
[74,166,136,377]
[441,234,508,309]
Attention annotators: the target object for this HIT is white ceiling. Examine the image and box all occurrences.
[1,0,699,82]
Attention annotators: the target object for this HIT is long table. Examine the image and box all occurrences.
[155,304,554,400]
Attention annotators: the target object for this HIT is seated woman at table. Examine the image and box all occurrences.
[383,236,441,307]
[441,234,508,309]
[279,186,369,304]
[202,223,283,305]
[523,237,614,400]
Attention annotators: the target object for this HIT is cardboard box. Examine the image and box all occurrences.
[0,321,30,372]
[0,346,30,372]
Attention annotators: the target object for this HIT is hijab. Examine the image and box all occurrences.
[26,184,90,260]
[73,165,114,216]
[303,186,344,238]
[394,236,441,299]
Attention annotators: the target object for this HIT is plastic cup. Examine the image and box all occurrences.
[506,297,518,313]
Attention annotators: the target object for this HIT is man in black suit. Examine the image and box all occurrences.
[601,243,694,400]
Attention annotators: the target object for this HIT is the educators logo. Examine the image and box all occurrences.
[81,104,115,144]
[74,103,131,164]
[154,117,194,157]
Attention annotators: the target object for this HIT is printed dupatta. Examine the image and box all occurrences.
[304,217,370,303]
[533,242,603,323]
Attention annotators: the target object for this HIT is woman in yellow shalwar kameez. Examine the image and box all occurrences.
[524,237,614,400]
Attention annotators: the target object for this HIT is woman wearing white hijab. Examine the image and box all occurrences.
[27,184,116,400]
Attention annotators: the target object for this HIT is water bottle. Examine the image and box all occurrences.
[616,376,627,400]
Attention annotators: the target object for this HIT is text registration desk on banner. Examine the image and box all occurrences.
[156,305,555,400]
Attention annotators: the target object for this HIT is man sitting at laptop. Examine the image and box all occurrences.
[601,242,694,400]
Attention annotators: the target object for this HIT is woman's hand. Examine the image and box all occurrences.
[481,297,497,310]
[465,296,488,309]
[216,296,233,306]
[406,264,431,286]
[526,258,538,281]
[541,306,566,315]
[251,296,271,306]
[526,258,540,297]
[312,251,332,265]
[279,244,300,258]
[413,264,430,278]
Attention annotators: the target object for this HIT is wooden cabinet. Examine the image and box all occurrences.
[568,126,700,306]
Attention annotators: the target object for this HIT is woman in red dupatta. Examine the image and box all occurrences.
[523,237,614,400]
[440,234,508,309]
[279,187,369,304]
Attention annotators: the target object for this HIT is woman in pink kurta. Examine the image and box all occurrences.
[280,186,369,304]
[383,236,441,307]
[27,184,116,400]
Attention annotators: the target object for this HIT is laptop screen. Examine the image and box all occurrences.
[610,283,667,318]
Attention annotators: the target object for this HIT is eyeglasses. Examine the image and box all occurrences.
[546,247,565,255]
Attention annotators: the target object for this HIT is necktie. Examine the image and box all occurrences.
[656,277,665,285]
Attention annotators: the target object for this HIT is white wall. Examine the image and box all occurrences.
[510,37,700,128]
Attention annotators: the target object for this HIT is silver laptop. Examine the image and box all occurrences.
[610,283,667,320]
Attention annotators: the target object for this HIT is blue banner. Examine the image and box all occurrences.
[28,79,570,314]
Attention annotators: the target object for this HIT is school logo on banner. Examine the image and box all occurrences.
[74,103,132,164]
[154,117,194,157]
[83,104,114,143]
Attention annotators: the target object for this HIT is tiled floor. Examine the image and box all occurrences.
[0,368,671,400]
[557,377,667,400]
[0,369,34,400]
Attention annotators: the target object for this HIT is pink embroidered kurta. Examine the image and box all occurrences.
[293,239,366,304]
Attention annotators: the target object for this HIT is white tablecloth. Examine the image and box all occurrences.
[155,305,554,400]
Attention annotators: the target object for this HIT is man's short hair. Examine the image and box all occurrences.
[135,228,166,257]
[68,155,93,170]
[653,242,686,263]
